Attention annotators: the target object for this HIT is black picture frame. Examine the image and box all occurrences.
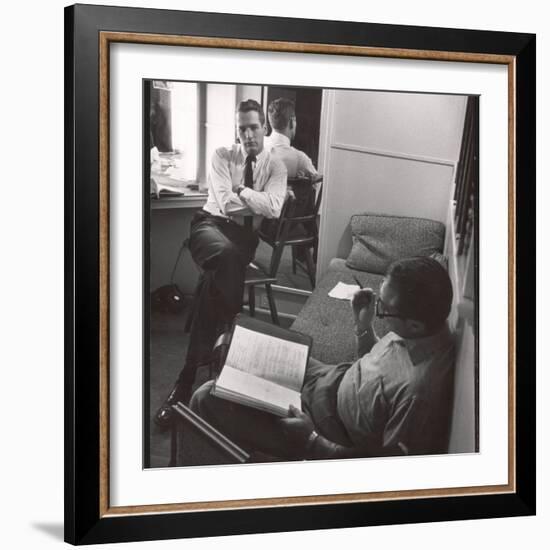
[65,3,535,545]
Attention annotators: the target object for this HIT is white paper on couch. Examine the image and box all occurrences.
[328,281,361,300]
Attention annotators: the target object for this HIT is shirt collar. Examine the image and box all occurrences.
[239,143,267,163]
[393,324,453,365]
[269,131,291,147]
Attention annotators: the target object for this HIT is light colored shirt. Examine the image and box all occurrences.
[203,144,287,224]
[336,326,455,455]
[265,131,318,178]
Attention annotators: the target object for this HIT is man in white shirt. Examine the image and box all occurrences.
[155,99,287,426]
[265,97,318,179]
[262,98,321,263]
[202,105,288,224]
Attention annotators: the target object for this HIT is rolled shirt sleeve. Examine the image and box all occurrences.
[295,150,319,179]
[208,147,249,217]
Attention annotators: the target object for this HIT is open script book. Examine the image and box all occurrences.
[150,175,187,198]
[212,316,312,417]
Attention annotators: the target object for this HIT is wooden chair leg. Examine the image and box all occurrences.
[268,241,287,280]
[304,247,316,288]
[248,285,256,317]
[291,246,297,274]
[265,283,280,325]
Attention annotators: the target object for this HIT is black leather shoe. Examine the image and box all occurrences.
[154,383,186,430]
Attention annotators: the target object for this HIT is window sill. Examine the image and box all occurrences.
[150,193,207,210]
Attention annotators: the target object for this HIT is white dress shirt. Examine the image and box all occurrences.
[265,131,318,178]
[203,144,287,224]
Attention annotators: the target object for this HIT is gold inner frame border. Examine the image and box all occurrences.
[98,31,517,518]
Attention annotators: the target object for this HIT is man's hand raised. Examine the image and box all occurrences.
[351,288,376,335]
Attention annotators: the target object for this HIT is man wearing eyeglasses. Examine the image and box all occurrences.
[191,256,455,459]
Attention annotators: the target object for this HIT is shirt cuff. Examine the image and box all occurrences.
[239,187,253,201]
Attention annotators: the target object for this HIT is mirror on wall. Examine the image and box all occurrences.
[147,80,324,294]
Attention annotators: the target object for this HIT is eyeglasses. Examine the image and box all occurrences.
[375,297,406,320]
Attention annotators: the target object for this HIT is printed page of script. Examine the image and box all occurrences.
[225,325,308,391]
[216,366,301,416]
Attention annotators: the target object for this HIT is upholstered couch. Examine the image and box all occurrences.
[290,213,446,364]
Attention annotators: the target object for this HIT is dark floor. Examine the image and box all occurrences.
[147,307,213,468]
[148,307,185,468]
[147,235,312,468]
[147,305,294,468]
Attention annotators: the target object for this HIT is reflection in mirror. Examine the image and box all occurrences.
[148,80,323,294]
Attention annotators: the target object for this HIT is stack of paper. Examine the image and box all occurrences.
[328,282,360,300]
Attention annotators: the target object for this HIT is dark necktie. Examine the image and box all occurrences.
[243,155,256,229]
[244,155,256,186]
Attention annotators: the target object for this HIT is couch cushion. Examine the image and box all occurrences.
[291,264,389,364]
[345,214,446,274]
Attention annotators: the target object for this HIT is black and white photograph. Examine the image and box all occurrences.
[60,3,538,545]
[145,79,479,469]
[2,0,546,545]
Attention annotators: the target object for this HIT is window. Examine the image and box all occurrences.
[169,82,198,180]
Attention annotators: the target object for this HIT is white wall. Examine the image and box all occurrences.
[150,208,201,293]
[3,1,547,550]
[448,317,476,452]
[235,84,263,105]
[318,89,466,276]
[331,90,466,160]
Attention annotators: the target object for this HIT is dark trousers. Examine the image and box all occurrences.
[177,211,259,398]
[189,211,259,314]
[189,358,353,458]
